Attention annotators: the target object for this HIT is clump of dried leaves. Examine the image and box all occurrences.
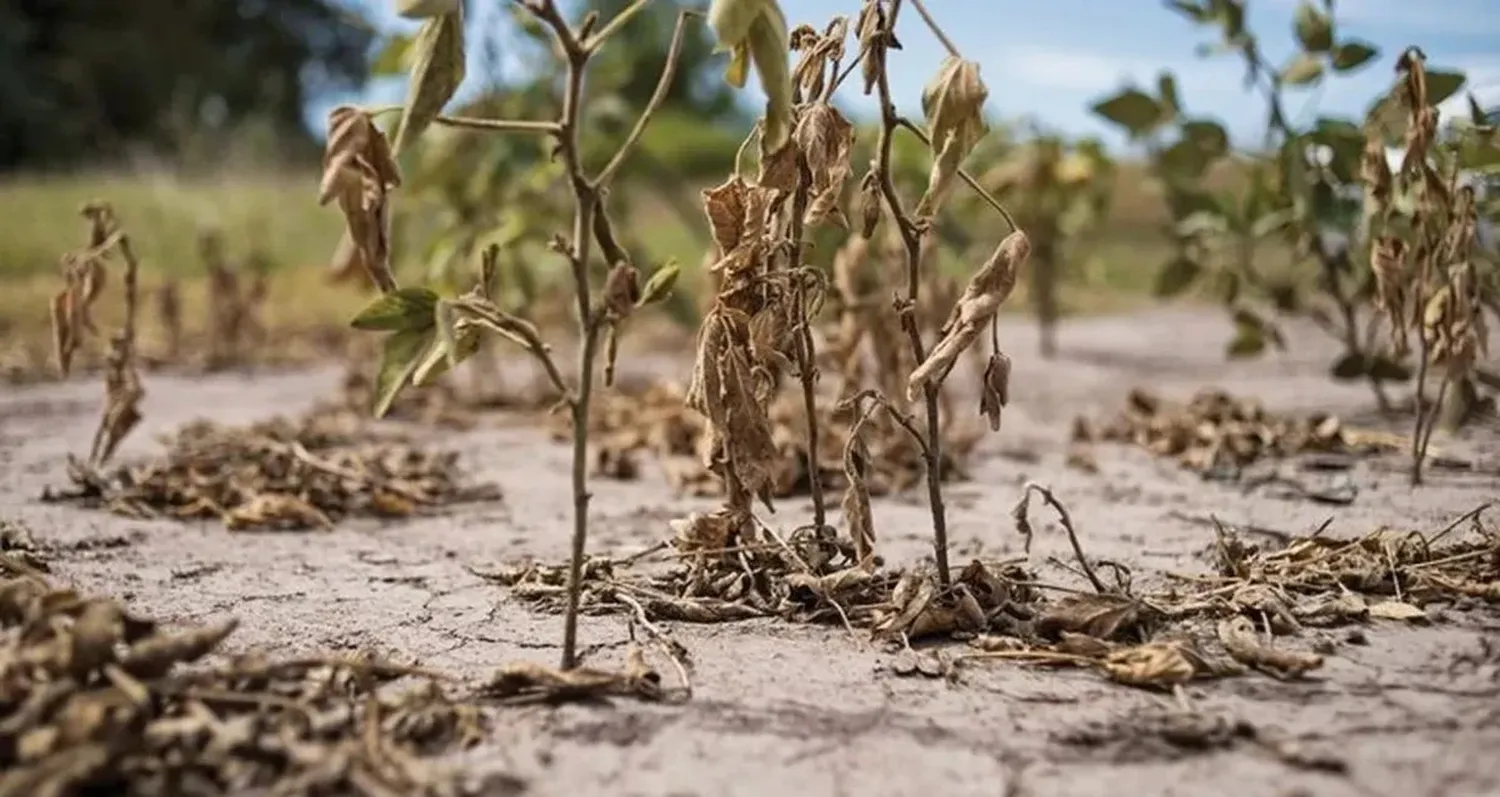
[480,485,1496,693]
[1072,386,1404,475]
[0,554,490,796]
[42,402,500,531]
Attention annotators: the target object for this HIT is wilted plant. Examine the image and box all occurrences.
[685,0,1026,589]
[50,201,146,468]
[1087,3,1424,405]
[327,0,688,669]
[1363,48,1495,483]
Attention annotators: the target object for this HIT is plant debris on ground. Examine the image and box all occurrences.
[0,550,495,797]
[1070,387,1406,477]
[475,493,1497,693]
[39,402,502,531]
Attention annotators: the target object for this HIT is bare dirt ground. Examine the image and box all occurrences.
[4,307,1499,797]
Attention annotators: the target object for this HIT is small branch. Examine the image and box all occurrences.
[895,118,1018,233]
[582,0,650,52]
[907,0,962,60]
[593,10,694,189]
[365,106,561,135]
[787,151,828,530]
[872,0,951,588]
[1013,482,1109,595]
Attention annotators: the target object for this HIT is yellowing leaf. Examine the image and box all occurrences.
[349,287,440,331]
[373,328,436,418]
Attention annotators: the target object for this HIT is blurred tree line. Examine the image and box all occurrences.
[0,0,376,173]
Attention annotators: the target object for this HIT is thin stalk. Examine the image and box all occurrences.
[526,0,599,671]
[873,0,951,587]
[787,152,827,529]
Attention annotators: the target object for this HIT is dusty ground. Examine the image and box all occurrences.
[4,307,1499,797]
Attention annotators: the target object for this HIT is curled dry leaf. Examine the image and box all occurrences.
[793,103,855,229]
[482,646,672,705]
[979,351,1012,432]
[914,57,989,220]
[1100,641,1220,689]
[318,107,402,293]
[1217,616,1324,679]
[908,231,1028,401]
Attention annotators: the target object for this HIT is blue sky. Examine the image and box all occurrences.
[321,0,1500,150]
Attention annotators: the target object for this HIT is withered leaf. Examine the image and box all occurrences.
[1035,593,1143,642]
[1217,616,1323,678]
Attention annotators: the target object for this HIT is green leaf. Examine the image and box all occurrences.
[1180,120,1230,157]
[1165,0,1210,22]
[393,11,466,154]
[1281,53,1325,86]
[373,328,436,418]
[1425,70,1467,107]
[1227,322,1267,358]
[1157,72,1181,121]
[413,326,481,386]
[371,34,417,76]
[637,261,681,306]
[1331,40,1378,72]
[350,287,440,331]
[1330,352,1414,382]
[1154,256,1203,298]
[396,0,459,18]
[1226,308,1284,359]
[1089,89,1164,137]
[1159,139,1214,181]
[1294,1,1333,52]
[1250,208,1296,239]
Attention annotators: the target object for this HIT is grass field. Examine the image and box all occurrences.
[0,159,1203,377]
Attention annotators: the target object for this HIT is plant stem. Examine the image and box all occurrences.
[1411,337,1432,486]
[525,0,598,671]
[787,151,827,529]
[907,0,961,59]
[872,0,950,587]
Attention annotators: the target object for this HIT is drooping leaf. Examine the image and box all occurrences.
[414,325,482,386]
[1424,70,1468,107]
[1090,89,1164,138]
[396,0,459,18]
[393,11,466,153]
[1157,72,1181,121]
[1154,256,1203,298]
[371,34,417,76]
[1180,119,1230,158]
[350,287,440,331]
[1281,53,1325,86]
[1294,1,1333,52]
[373,328,436,418]
[1331,40,1378,72]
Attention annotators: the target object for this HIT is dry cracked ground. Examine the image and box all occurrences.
[4,308,1499,797]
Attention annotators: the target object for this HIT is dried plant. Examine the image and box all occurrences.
[44,401,501,530]
[330,0,690,670]
[1092,3,1499,421]
[683,0,1026,591]
[50,202,146,469]
[1361,48,1496,483]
